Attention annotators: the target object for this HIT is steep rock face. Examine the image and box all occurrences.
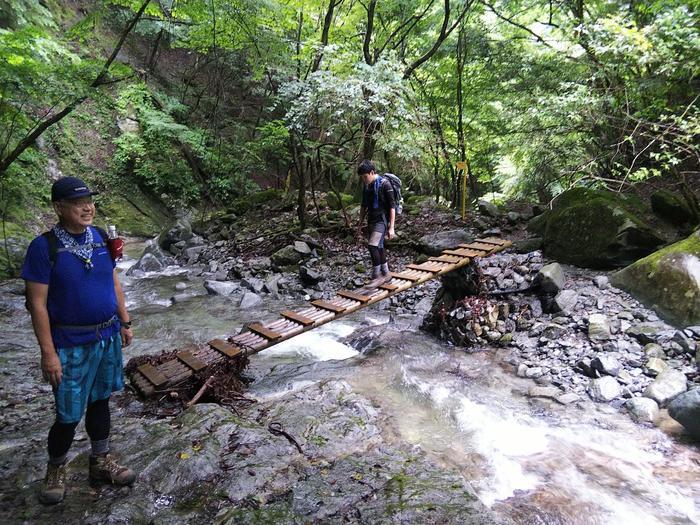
[650,189,696,226]
[538,188,665,268]
[611,230,700,327]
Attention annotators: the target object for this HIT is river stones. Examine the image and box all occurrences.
[239,291,262,308]
[643,369,687,405]
[668,388,700,440]
[588,376,622,402]
[588,314,611,340]
[535,262,565,293]
[204,280,238,296]
[591,355,621,376]
[626,397,659,423]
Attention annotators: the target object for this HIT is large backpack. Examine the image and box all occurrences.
[43,225,110,265]
[373,173,403,216]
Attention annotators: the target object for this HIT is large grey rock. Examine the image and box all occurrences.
[668,388,700,440]
[626,323,662,345]
[553,289,578,313]
[588,313,611,340]
[158,218,193,251]
[127,252,163,274]
[294,241,312,255]
[540,187,665,268]
[239,291,263,308]
[536,262,565,293]
[611,230,700,327]
[626,397,659,423]
[241,277,265,293]
[417,229,473,256]
[588,376,622,402]
[591,355,621,376]
[204,280,238,296]
[299,266,324,285]
[643,369,687,405]
[271,245,305,267]
[478,199,500,218]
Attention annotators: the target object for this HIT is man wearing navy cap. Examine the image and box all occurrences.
[22,176,135,504]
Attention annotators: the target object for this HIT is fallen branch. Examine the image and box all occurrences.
[186,376,215,408]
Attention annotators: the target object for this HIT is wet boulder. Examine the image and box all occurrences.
[158,218,193,251]
[127,243,176,275]
[668,388,700,440]
[611,230,700,327]
[204,280,238,296]
[643,369,687,406]
[539,188,665,268]
[626,397,659,423]
[588,376,622,402]
[417,229,474,256]
[535,262,565,293]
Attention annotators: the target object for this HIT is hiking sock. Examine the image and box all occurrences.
[47,420,79,462]
[368,245,381,267]
[380,262,389,275]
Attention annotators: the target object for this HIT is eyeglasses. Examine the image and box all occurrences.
[61,198,95,208]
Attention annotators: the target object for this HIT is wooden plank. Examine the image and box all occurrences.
[445,248,485,258]
[458,242,495,252]
[337,290,372,303]
[137,363,168,388]
[474,237,509,246]
[379,282,399,291]
[430,255,464,263]
[311,299,346,313]
[209,338,242,358]
[406,263,441,273]
[177,350,207,372]
[390,271,422,282]
[281,310,315,326]
[248,322,283,341]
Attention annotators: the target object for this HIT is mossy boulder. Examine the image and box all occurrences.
[610,229,700,327]
[650,190,696,226]
[228,188,284,214]
[541,187,664,268]
[324,192,354,210]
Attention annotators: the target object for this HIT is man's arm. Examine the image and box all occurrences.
[26,281,62,387]
[387,208,396,239]
[114,269,133,347]
[356,206,367,240]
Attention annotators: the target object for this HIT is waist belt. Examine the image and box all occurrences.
[53,315,118,331]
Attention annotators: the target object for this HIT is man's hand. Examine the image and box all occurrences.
[121,326,133,347]
[41,352,62,387]
[386,226,396,241]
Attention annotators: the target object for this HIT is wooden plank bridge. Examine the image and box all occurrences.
[129,237,512,397]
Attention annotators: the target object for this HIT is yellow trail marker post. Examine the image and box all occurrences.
[456,161,468,221]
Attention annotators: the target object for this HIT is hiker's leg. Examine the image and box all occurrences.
[368,224,384,278]
[85,397,110,456]
[47,420,79,465]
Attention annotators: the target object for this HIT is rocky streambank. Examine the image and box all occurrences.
[423,251,700,437]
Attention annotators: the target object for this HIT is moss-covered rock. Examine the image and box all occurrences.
[228,189,284,215]
[324,192,353,210]
[542,188,665,268]
[610,229,700,327]
[650,190,696,226]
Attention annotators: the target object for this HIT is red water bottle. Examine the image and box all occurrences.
[106,225,124,261]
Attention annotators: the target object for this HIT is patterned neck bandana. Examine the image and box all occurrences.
[53,224,94,270]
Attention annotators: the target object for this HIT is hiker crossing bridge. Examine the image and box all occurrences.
[129,237,512,398]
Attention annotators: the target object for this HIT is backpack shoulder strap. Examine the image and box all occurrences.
[92,225,108,244]
[42,230,58,265]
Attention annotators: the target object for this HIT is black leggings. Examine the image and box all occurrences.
[48,397,110,459]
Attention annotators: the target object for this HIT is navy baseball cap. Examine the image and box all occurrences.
[51,177,99,202]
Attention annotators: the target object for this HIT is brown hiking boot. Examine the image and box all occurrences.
[366,274,391,288]
[39,463,66,505]
[89,454,136,486]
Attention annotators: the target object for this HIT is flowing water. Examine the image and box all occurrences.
[3,242,699,524]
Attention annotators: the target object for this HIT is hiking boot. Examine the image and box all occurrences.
[89,454,136,486]
[39,463,66,505]
[366,274,391,288]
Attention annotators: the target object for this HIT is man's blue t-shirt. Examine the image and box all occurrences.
[21,226,119,348]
